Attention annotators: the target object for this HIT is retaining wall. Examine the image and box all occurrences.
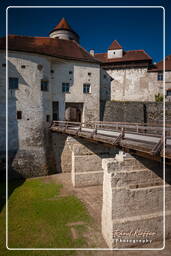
[102,155,171,248]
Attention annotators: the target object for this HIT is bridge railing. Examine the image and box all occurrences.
[50,121,171,137]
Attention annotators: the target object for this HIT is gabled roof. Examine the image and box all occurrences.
[95,50,152,64]
[148,55,171,72]
[0,35,99,64]
[108,40,122,50]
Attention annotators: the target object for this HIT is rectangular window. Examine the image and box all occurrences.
[46,115,50,122]
[2,63,6,67]
[41,80,48,91]
[69,71,73,74]
[21,65,26,69]
[88,72,91,76]
[62,83,70,93]
[52,102,59,120]
[17,111,22,120]
[83,83,91,94]
[166,90,171,96]
[157,72,163,81]
[9,77,19,89]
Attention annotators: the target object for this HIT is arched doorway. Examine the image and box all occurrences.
[65,103,83,122]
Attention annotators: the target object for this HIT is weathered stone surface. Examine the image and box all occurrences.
[102,67,171,102]
[73,171,104,187]
[71,139,118,187]
[0,49,101,177]
[102,156,171,248]
[102,101,171,123]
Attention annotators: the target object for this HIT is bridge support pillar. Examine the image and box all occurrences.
[102,154,171,248]
[71,140,118,187]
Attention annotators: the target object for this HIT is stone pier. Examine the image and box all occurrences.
[71,139,118,187]
[102,154,171,248]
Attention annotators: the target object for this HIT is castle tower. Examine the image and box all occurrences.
[107,40,123,59]
[49,17,80,43]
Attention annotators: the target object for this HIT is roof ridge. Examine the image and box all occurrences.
[127,49,145,52]
[1,35,99,64]
[72,40,100,62]
[8,34,49,39]
[95,52,106,55]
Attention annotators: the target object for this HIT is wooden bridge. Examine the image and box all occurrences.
[50,121,171,162]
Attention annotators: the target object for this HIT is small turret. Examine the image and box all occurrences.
[49,17,80,43]
[107,40,123,59]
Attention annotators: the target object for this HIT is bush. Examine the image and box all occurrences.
[155,93,163,102]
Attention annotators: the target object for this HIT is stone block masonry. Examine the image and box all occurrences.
[71,138,119,187]
[102,155,171,248]
[102,101,171,123]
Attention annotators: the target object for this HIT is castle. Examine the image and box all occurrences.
[0,17,171,177]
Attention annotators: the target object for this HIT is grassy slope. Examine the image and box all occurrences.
[0,178,92,256]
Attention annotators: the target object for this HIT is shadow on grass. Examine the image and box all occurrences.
[0,169,25,213]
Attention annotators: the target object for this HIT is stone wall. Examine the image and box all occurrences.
[0,49,101,178]
[102,154,171,248]
[107,67,159,102]
[102,101,171,123]
[71,138,119,187]
[102,101,145,123]
[104,67,171,102]
[0,51,56,178]
[52,59,100,122]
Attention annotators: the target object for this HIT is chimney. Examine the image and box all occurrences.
[90,49,95,56]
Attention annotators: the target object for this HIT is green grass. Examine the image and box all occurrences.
[0,178,92,255]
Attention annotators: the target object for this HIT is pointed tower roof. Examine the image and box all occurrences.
[54,17,73,31]
[49,18,78,36]
[108,40,122,50]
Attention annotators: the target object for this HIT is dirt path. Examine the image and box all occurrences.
[41,173,171,256]
[42,173,108,249]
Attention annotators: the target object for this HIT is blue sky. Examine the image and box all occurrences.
[0,0,171,63]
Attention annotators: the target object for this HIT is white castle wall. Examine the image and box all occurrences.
[51,59,100,122]
[0,50,101,177]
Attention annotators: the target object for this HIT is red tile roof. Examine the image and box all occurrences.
[49,18,78,37]
[108,40,122,50]
[0,35,99,63]
[95,50,152,64]
[148,55,171,72]
[54,17,73,30]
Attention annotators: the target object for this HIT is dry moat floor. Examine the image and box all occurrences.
[0,173,171,256]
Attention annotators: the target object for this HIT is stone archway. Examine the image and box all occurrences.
[65,103,83,122]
